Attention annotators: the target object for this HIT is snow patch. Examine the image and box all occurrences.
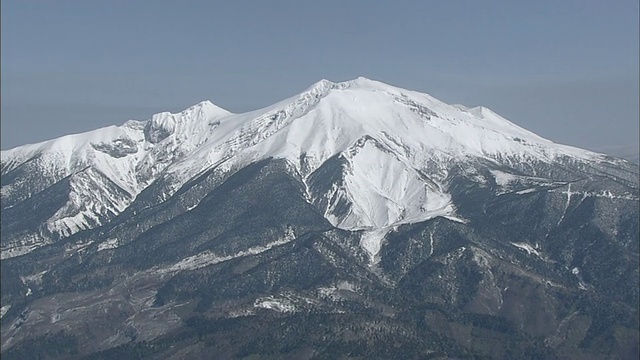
[490,170,519,187]
[360,228,391,264]
[254,296,296,313]
[578,282,589,291]
[442,215,468,223]
[163,227,296,273]
[553,188,638,201]
[337,280,358,292]
[510,242,541,257]
[515,188,538,195]
[558,184,573,225]
[318,281,359,300]
[66,241,94,254]
[318,286,339,299]
[20,270,48,285]
[227,309,255,318]
[570,267,590,290]
[429,231,435,257]
[98,238,119,252]
[0,305,10,319]
[1,235,51,260]
[185,201,201,211]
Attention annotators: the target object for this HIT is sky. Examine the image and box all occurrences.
[2,0,639,154]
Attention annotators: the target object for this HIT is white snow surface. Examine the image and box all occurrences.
[161,227,296,273]
[360,228,393,264]
[97,238,120,252]
[254,297,296,313]
[511,242,541,257]
[0,305,10,319]
[1,77,609,257]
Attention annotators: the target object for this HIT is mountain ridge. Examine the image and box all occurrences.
[1,77,638,359]
[1,77,635,260]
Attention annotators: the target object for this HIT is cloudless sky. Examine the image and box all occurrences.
[2,0,638,152]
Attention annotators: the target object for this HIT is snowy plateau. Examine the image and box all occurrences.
[1,78,638,359]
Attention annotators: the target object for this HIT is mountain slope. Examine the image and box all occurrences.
[2,78,630,258]
[1,78,638,359]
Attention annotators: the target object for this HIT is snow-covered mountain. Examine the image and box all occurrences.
[1,77,628,260]
[592,144,640,164]
[1,78,638,359]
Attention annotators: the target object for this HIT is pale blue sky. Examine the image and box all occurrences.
[2,0,638,151]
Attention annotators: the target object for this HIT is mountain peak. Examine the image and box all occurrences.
[303,77,401,96]
[184,100,232,116]
[342,76,389,88]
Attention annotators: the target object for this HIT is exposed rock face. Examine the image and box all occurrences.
[91,136,138,158]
